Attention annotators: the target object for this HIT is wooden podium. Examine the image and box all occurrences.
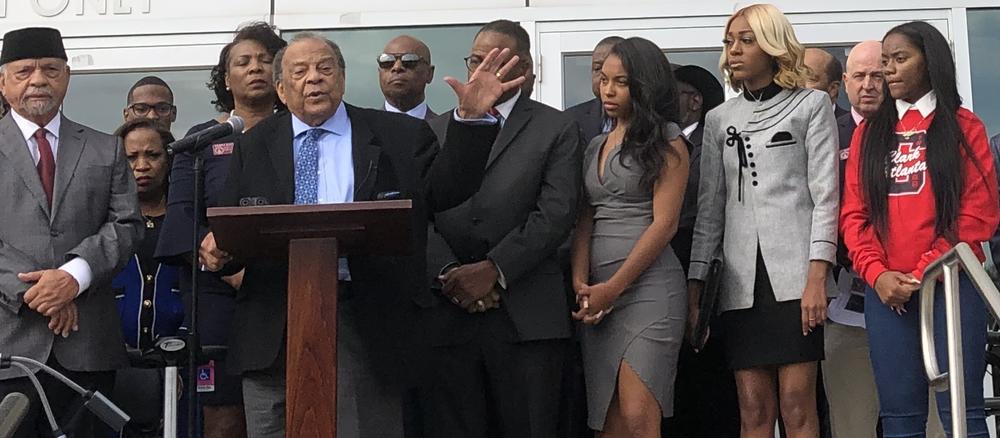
[207,200,412,438]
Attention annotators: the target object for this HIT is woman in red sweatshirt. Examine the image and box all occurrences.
[840,21,999,437]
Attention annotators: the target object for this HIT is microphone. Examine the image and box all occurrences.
[0,354,129,434]
[0,392,29,438]
[166,115,244,156]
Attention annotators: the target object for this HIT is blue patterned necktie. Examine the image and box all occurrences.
[294,128,325,205]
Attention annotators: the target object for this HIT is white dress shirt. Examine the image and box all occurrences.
[682,122,699,139]
[9,110,92,295]
[851,107,865,126]
[291,103,354,280]
[384,100,429,120]
[895,90,937,120]
[291,102,355,205]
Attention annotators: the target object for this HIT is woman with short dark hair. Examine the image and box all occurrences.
[841,21,999,437]
[155,21,286,438]
[111,117,183,437]
[571,36,690,437]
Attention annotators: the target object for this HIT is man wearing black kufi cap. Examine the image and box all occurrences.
[0,27,142,437]
[661,64,741,438]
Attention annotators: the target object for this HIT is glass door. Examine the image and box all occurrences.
[534,9,954,110]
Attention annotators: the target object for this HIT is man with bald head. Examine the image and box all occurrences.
[565,35,624,143]
[820,40,882,438]
[805,47,848,118]
[378,35,437,120]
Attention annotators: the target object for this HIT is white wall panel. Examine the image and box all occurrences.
[0,0,271,37]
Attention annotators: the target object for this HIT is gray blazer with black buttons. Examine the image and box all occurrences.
[688,87,839,312]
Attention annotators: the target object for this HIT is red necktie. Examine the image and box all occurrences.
[488,107,502,124]
[34,129,55,207]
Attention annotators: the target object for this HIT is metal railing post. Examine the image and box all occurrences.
[920,242,1000,438]
[943,261,968,438]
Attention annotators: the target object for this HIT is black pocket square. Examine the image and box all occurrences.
[765,131,797,148]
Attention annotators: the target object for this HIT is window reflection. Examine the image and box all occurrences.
[286,25,481,113]
[563,50,726,109]
[969,8,1000,136]
[64,69,217,138]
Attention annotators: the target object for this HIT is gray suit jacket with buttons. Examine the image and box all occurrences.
[0,113,142,380]
[688,87,839,312]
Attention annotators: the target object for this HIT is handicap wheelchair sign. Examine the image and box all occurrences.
[197,360,216,393]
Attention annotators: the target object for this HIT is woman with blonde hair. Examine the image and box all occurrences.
[686,4,839,437]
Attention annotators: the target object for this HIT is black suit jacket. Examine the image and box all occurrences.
[673,123,704,271]
[836,111,858,268]
[565,97,605,146]
[219,105,497,381]
[834,105,850,120]
[426,94,582,345]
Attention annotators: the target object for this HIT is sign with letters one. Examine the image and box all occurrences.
[0,0,270,37]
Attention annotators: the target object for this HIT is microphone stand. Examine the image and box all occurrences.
[166,117,242,438]
[186,135,208,438]
[0,355,130,437]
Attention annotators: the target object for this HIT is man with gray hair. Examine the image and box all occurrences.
[199,32,526,438]
[0,26,142,437]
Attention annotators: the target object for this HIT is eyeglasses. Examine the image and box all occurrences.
[128,102,175,116]
[377,53,425,70]
[464,56,482,72]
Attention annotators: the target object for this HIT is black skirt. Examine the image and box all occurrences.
[721,250,824,370]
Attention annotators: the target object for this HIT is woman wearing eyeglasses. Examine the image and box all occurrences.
[155,21,286,438]
[377,35,437,120]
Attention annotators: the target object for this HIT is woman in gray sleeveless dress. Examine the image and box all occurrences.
[570,37,690,437]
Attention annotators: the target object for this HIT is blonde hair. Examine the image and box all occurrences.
[718,3,810,91]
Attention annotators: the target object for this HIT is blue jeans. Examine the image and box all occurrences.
[866,273,988,437]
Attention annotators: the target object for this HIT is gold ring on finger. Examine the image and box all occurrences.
[496,71,503,78]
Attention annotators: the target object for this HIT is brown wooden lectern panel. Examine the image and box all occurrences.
[207,200,412,438]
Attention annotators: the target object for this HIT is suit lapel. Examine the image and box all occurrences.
[347,105,381,202]
[0,114,52,217]
[589,98,603,131]
[51,116,85,217]
[487,95,533,168]
[267,114,296,203]
[689,125,705,149]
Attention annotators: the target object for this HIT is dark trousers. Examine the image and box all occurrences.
[424,310,567,438]
[662,334,740,437]
[0,356,115,438]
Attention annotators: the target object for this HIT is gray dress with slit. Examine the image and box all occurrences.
[580,127,688,430]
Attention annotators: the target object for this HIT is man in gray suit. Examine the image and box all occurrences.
[422,19,582,438]
[0,27,142,438]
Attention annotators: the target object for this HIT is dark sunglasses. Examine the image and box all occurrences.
[377,53,425,70]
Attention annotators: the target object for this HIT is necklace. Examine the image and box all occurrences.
[898,110,932,138]
[743,86,766,102]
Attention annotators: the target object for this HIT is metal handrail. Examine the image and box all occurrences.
[920,242,1000,437]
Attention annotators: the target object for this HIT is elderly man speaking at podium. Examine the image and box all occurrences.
[199,32,523,438]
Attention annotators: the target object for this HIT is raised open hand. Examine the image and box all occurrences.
[444,47,526,119]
